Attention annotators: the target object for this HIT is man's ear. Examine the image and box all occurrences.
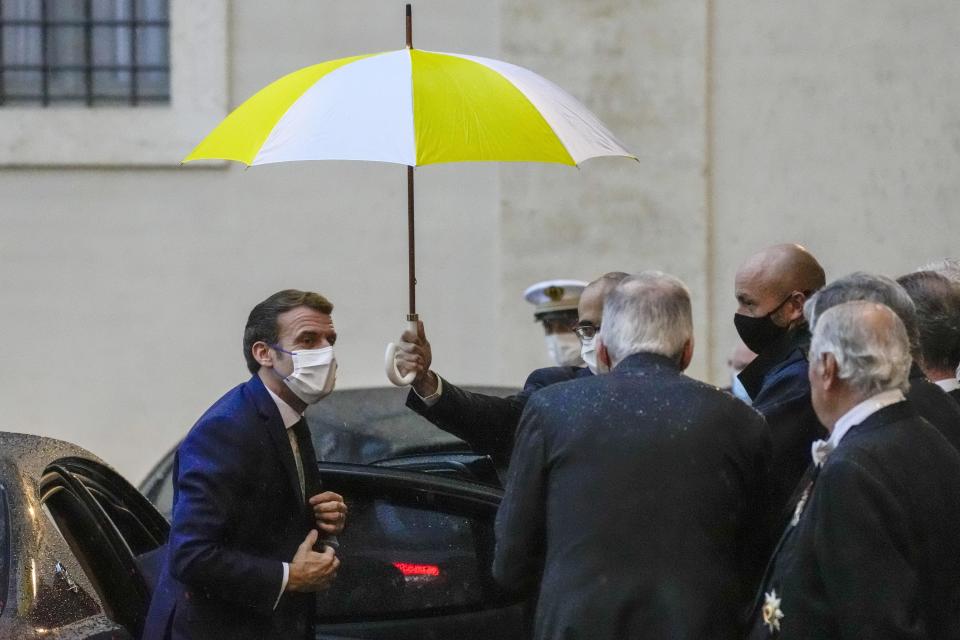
[782,291,807,324]
[597,339,613,372]
[251,341,274,369]
[678,338,694,371]
[821,352,839,391]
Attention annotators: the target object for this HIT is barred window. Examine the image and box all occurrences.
[0,0,170,106]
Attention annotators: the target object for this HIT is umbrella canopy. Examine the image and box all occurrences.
[184,48,635,167]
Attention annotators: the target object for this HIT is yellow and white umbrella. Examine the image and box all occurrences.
[185,7,635,385]
[185,48,633,167]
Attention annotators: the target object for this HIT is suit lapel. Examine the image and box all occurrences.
[245,375,306,515]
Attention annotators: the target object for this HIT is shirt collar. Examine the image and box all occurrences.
[265,386,303,430]
[810,389,906,467]
[935,377,960,393]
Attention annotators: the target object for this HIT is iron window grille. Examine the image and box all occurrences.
[0,0,170,106]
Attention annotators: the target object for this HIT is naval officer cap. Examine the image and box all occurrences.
[523,279,588,321]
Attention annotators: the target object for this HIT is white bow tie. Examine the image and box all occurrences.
[811,439,832,467]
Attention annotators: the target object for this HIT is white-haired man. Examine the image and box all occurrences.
[494,272,771,640]
[747,301,960,639]
[806,272,960,453]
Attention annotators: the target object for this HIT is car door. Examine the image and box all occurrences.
[313,463,529,640]
[39,457,170,637]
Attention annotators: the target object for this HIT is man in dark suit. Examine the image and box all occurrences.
[494,272,771,640]
[807,272,960,452]
[733,244,827,535]
[396,272,627,465]
[143,290,348,640]
[898,270,960,405]
[747,301,960,639]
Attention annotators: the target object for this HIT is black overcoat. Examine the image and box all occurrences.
[747,401,960,640]
[494,352,771,640]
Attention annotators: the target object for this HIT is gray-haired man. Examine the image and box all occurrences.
[494,272,770,640]
[806,272,960,452]
[747,301,960,639]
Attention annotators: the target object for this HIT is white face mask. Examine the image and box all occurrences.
[281,346,337,405]
[579,336,609,375]
[580,336,598,374]
[546,333,584,367]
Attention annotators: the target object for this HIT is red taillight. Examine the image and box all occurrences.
[392,562,441,577]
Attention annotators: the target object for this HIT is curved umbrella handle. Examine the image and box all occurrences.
[385,319,420,386]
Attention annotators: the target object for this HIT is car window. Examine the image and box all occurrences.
[308,386,518,464]
[316,493,504,620]
[58,460,168,554]
[141,386,518,519]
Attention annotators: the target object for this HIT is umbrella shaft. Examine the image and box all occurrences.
[407,165,416,317]
[405,4,413,48]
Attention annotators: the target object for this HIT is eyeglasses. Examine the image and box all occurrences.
[572,324,600,341]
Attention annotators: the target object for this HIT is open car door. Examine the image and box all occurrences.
[39,457,169,637]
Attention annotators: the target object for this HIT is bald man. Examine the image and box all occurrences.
[733,244,826,536]
[397,272,627,467]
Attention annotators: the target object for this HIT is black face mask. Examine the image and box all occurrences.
[734,294,792,354]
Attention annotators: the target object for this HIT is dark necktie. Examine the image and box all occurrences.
[292,418,321,503]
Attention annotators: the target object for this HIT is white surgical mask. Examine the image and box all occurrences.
[280,346,337,405]
[580,336,598,374]
[580,336,610,374]
[546,333,584,367]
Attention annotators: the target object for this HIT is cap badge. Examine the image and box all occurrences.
[544,286,565,302]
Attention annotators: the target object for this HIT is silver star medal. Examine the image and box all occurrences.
[762,589,785,633]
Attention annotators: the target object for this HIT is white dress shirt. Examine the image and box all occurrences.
[935,377,960,394]
[265,387,306,608]
[810,389,906,467]
[413,374,444,407]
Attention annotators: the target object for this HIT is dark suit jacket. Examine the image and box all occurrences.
[143,375,320,640]
[951,387,960,405]
[906,364,960,453]
[406,365,591,464]
[739,326,827,547]
[747,402,960,640]
[773,369,960,576]
[494,352,771,640]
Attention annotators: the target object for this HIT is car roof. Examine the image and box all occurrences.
[0,431,102,479]
[305,385,517,464]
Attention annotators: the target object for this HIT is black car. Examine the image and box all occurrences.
[140,386,513,519]
[1,386,529,638]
